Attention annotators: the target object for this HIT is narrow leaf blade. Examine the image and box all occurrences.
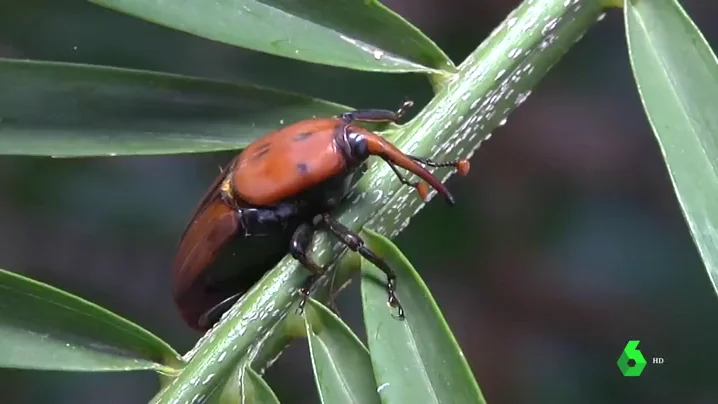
[625,0,718,295]
[89,0,452,73]
[0,58,348,157]
[198,364,280,404]
[0,268,181,372]
[239,366,281,404]
[359,229,485,404]
[305,299,381,404]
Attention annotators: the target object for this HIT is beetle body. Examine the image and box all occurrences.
[173,100,470,331]
[172,195,293,330]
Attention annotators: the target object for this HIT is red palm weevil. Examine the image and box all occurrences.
[172,99,470,331]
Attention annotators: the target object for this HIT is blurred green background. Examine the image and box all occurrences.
[1,0,717,403]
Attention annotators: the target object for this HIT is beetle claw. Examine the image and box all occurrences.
[388,295,405,320]
[385,278,405,320]
[295,304,306,316]
[296,290,310,315]
[296,271,322,316]
[395,98,414,120]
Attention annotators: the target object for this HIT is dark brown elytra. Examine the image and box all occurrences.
[172,99,470,331]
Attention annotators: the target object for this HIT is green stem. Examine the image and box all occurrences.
[151,0,605,402]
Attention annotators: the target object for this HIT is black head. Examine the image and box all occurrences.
[335,124,457,205]
[342,125,369,162]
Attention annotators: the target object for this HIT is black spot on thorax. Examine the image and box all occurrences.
[296,163,309,175]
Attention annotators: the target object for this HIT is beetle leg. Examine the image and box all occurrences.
[341,98,414,124]
[198,293,242,330]
[290,222,327,314]
[385,156,469,202]
[384,160,432,201]
[319,213,405,320]
[386,161,420,188]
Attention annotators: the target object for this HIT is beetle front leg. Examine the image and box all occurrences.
[198,294,242,331]
[319,213,405,320]
[290,222,327,314]
[341,98,414,124]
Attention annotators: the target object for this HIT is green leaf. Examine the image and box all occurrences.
[625,1,718,296]
[0,58,348,157]
[239,367,281,404]
[359,228,485,404]
[0,268,181,372]
[204,363,280,404]
[88,0,452,74]
[305,299,381,404]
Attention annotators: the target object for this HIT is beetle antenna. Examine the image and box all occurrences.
[363,133,455,205]
[408,156,471,176]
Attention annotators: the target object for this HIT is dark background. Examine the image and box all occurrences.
[1,0,717,403]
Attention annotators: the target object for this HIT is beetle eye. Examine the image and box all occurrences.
[346,130,369,160]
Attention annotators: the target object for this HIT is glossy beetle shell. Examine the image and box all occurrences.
[172,184,297,330]
[231,118,348,206]
[172,104,467,331]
